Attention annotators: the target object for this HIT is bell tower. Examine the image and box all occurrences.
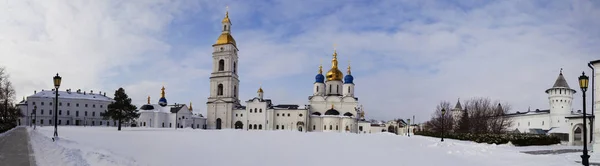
[207,7,240,129]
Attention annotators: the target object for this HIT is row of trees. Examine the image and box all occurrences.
[0,67,21,132]
[424,97,513,134]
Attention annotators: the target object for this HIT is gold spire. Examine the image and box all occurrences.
[222,6,231,23]
[257,85,263,93]
[331,104,334,109]
[147,96,150,104]
[161,86,166,98]
[318,64,323,74]
[189,102,193,111]
[347,60,351,75]
[326,46,343,81]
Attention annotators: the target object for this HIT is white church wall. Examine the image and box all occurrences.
[507,114,550,133]
[358,122,370,134]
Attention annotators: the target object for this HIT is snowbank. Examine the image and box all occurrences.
[30,126,579,166]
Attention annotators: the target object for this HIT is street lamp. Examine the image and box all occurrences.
[441,108,446,142]
[579,71,590,166]
[33,106,37,130]
[53,73,62,139]
[407,119,411,137]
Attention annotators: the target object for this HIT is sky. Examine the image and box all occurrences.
[1,0,600,123]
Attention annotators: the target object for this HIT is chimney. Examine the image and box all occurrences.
[84,91,86,95]
[103,92,106,96]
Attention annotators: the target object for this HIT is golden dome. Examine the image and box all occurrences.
[257,87,263,93]
[215,33,236,46]
[326,50,343,81]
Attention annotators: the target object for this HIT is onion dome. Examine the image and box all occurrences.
[324,104,340,115]
[257,86,263,93]
[158,86,168,107]
[326,50,343,81]
[315,65,325,83]
[344,65,353,84]
[214,8,236,46]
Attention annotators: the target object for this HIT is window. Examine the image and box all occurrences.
[93,104,96,108]
[276,125,279,129]
[58,120,62,125]
[217,84,224,96]
[234,86,237,97]
[76,103,79,107]
[59,110,62,115]
[235,114,238,117]
[316,86,319,92]
[329,125,332,130]
[233,62,237,74]
[162,123,165,127]
[528,122,530,126]
[41,120,44,125]
[259,124,262,130]
[336,125,338,130]
[100,121,103,125]
[359,126,363,131]
[49,102,52,106]
[85,111,88,116]
[144,122,146,126]
[218,59,225,71]
[313,125,315,130]
[299,114,303,117]
[67,110,70,116]
[282,125,285,130]
[542,121,544,125]
[240,114,243,117]
[76,111,79,117]
[277,113,279,116]
[324,125,326,130]
[59,102,62,106]
[41,109,44,115]
[329,86,332,93]
[67,103,70,107]
[259,109,262,113]
[41,102,44,106]
[337,85,339,93]
[254,108,257,113]
[253,124,257,129]
[50,110,52,115]
[92,112,95,117]
[85,104,88,107]
[33,102,36,105]
[223,25,226,31]
[248,124,251,129]
[100,105,103,108]
[92,121,95,126]
[49,120,52,125]
[66,120,70,125]
[348,87,350,93]
[287,113,290,117]
[170,123,172,127]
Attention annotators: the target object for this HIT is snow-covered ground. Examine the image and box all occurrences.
[28,126,586,166]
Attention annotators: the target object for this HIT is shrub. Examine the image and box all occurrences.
[414,131,560,146]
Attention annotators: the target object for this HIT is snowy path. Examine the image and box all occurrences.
[0,127,35,166]
[29,126,583,166]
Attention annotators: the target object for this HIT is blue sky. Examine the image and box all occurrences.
[2,0,600,123]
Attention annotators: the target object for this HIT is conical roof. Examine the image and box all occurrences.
[552,72,570,88]
[454,99,462,110]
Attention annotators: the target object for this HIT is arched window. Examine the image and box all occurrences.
[144,122,146,126]
[234,86,237,97]
[170,123,172,127]
[76,111,79,117]
[336,125,338,130]
[313,125,315,130]
[542,121,544,125]
[337,85,339,93]
[282,125,285,130]
[248,124,251,129]
[329,125,332,130]
[233,62,237,74]
[324,125,326,130]
[218,59,225,71]
[329,86,332,93]
[276,125,279,129]
[254,108,257,113]
[348,87,350,93]
[223,25,226,31]
[162,123,165,127]
[253,124,257,129]
[259,109,262,113]
[259,124,262,130]
[217,84,224,96]
[316,86,319,92]
[288,113,290,117]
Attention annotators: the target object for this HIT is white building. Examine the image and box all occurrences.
[589,59,600,151]
[17,89,115,127]
[205,10,371,133]
[504,69,591,145]
[136,86,206,129]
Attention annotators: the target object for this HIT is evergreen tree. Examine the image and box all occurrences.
[457,109,469,133]
[101,88,138,131]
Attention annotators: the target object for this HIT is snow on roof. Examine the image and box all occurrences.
[29,90,113,102]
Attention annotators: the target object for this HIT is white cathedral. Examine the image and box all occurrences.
[205,10,373,133]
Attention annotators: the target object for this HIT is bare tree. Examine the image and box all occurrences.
[489,102,513,134]
[0,67,19,126]
[424,101,453,132]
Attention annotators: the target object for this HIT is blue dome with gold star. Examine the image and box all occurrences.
[315,65,325,83]
[344,74,353,84]
[158,86,168,107]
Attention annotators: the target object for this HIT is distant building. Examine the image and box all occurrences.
[17,89,115,127]
[136,87,206,129]
[505,69,591,145]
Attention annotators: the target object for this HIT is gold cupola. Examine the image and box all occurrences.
[214,7,236,46]
[326,49,343,81]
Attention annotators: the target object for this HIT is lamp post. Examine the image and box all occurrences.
[441,108,446,142]
[53,73,62,139]
[579,72,590,166]
[407,118,411,137]
[33,106,37,130]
